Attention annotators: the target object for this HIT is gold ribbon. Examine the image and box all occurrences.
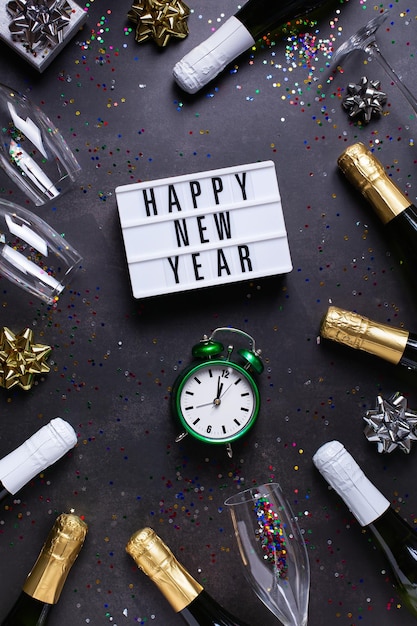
[0,327,51,391]
[128,0,190,47]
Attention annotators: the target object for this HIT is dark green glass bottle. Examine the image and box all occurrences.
[236,0,332,40]
[173,0,337,93]
[1,593,49,626]
[1,513,87,626]
[338,142,417,272]
[314,441,417,619]
[126,527,250,626]
[320,305,417,371]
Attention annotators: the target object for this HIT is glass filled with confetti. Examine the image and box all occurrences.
[225,483,310,625]
[0,83,81,205]
[0,198,82,304]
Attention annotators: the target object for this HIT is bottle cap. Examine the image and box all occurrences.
[173,16,255,94]
[126,527,203,612]
[0,418,77,495]
[313,440,390,526]
[23,513,87,604]
[320,305,408,364]
[338,142,409,224]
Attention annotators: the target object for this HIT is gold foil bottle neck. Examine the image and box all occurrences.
[23,513,88,605]
[320,305,408,364]
[126,527,202,612]
[338,142,410,224]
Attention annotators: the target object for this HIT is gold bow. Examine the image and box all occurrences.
[0,327,51,391]
[128,0,190,47]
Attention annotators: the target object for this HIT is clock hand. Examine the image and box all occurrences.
[194,377,226,409]
[195,400,217,409]
[219,381,234,398]
[215,376,224,405]
[195,395,224,409]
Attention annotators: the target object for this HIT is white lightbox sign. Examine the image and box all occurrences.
[115,160,292,299]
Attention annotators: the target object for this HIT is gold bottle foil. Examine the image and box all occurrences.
[338,142,410,224]
[320,306,409,364]
[23,513,88,605]
[126,527,202,612]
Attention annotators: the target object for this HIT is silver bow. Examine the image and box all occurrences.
[7,0,72,51]
[342,76,387,123]
[364,393,417,454]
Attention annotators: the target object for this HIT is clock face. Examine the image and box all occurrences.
[175,360,259,444]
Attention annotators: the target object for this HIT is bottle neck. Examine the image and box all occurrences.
[23,514,87,605]
[126,529,203,613]
[321,306,409,365]
[391,203,417,231]
[23,552,70,605]
[387,205,417,274]
[338,143,410,224]
[236,0,333,40]
[368,506,417,576]
[173,0,336,94]
[0,418,77,496]
[1,590,51,626]
[313,441,390,526]
[180,589,249,626]
[140,552,203,612]
[0,481,9,502]
[399,332,417,370]
[370,505,412,540]
[351,167,409,225]
[126,528,247,622]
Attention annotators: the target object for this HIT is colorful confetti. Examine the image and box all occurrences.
[254,494,288,577]
[0,0,416,625]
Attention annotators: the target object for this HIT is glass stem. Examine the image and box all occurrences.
[366,41,417,116]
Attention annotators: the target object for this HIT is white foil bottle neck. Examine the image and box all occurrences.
[173,16,255,94]
[313,440,390,526]
[0,418,77,495]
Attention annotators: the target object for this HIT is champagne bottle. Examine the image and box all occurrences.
[313,440,417,618]
[0,418,77,503]
[173,0,336,93]
[338,142,417,269]
[126,527,250,626]
[320,305,417,371]
[1,513,88,626]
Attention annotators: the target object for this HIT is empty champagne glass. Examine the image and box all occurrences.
[225,483,310,626]
[0,82,81,205]
[329,10,417,117]
[0,198,82,303]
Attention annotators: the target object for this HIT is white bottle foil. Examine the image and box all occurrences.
[313,440,390,526]
[173,16,255,94]
[0,418,77,494]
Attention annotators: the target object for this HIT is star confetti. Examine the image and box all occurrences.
[0,327,51,391]
[128,0,190,47]
[363,393,417,454]
[7,0,73,52]
[342,76,387,123]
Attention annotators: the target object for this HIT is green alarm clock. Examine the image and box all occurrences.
[172,327,263,457]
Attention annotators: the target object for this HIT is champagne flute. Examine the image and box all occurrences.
[329,10,417,117]
[0,82,81,205]
[225,483,310,626]
[0,198,82,303]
